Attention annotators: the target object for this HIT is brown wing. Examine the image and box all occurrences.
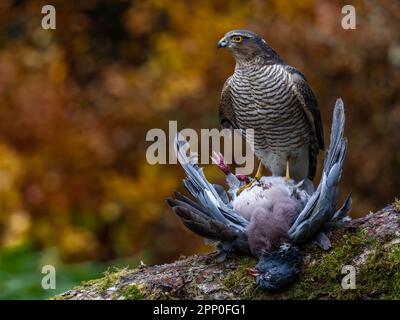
[219,77,238,129]
[285,66,324,180]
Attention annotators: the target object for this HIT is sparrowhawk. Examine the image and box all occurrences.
[217,29,324,182]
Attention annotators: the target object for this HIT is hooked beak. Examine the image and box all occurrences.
[217,37,228,48]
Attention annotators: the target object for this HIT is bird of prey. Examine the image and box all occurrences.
[217,29,324,183]
[167,99,351,291]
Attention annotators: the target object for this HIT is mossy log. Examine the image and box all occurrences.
[55,204,400,300]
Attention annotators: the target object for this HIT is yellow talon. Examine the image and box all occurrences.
[237,162,263,196]
[236,179,255,195]
[255,161,263,180]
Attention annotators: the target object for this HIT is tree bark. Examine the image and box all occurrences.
[55,204,400,300]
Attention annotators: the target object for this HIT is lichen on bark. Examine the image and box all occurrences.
[54,204,400,300]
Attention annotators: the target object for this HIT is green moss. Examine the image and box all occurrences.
[223,256,255,285]
[355,241,400,299]
[224,256,255,287]
[277,230,369,299]
[223,256,257,298]
[119,283,144,300]
[147,288,175,300]
[288,232,400,300]
[81,267,129,294]
[389,244,400,263]
[306,230,367,288]
[50,292,76,300]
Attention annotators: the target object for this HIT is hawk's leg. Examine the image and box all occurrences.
[236,162,263,195]
[285,159,291,181]
[255,160,263,179]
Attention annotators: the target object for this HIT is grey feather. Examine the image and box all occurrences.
[175,135,249,231]
[333,194,352,221]
[288,99,351,242]
[313,231,332,251]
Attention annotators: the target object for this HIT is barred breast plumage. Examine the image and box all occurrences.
[230,64,310,153]
[218,30,324,181]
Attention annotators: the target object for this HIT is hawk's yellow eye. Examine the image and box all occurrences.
[232,35,243,43]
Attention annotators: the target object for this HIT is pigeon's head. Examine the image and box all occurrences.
[217,29,280,63]
[249,246,302,291]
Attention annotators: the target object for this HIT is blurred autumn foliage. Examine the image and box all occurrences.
[0,0,399,277]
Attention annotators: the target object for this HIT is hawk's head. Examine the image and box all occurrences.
[218,29,280,63]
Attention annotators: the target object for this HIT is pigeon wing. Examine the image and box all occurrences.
[167,135,250,253]
[288,99,352,242]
